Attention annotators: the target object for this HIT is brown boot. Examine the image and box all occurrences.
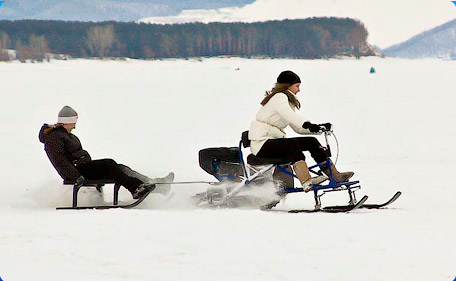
[321,159,354,183]
[293,160,328,192]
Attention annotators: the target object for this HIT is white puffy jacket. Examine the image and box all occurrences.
[249,91,315,155]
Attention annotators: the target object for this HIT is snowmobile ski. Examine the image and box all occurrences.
[286,195,369,213]
[57,188,153,210]
[359,191,401,209]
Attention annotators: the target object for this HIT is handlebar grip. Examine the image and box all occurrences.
[318,123,333,132]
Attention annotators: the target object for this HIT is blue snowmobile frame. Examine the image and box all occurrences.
[283,160,360,209]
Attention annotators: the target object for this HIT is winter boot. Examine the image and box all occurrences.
[132,183,156,199]
[293,160,328,192]
[321,159,354,183]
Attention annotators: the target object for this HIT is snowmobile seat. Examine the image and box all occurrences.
[246,154,291,166]
[241,131,292,166]
[62,179,121,209]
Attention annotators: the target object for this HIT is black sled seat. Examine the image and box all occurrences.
[59,179,121,209]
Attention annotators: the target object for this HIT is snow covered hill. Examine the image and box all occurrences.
[383,18,456,59]
[139,0,456,49]
[0,57,455,281]
[0,0,254,22]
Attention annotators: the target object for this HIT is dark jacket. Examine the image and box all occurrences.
[39,124,92,182]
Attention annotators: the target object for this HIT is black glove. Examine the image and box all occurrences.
[319,123,332,131]
[302,122,321,133]
[76,175,86,186]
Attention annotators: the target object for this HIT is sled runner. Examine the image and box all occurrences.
[197,127,401,212]
[265,192,402,213]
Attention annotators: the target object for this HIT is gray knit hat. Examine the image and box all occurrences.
[57,106,78,124]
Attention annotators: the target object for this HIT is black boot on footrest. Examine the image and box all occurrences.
[132,183,156,199]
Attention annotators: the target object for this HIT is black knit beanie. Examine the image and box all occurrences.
[277,70,301,85]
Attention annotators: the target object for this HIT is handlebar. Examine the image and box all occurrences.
[318,123,333,133]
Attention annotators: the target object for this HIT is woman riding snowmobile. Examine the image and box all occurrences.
[248,70,354,191]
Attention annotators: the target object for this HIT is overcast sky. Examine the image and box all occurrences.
[141,0,456,48]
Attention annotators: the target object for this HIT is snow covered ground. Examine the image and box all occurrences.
[0,57,455,281]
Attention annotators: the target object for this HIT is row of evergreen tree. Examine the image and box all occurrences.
[0,18,372,60]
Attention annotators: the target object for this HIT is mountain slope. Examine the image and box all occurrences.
[0,0,255,21]
[383,18,456,59]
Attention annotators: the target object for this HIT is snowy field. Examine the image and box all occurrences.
[0,57,455,281]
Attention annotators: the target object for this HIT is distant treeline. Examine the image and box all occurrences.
[0,18,374,61]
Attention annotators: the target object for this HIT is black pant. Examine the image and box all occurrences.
[77,159,144,192]
[257,137,328,164]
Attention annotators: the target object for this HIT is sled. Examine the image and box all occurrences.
[56,180,157,210]
[57,180,122,210]
[197,127,401,212]
[55,177,221,210]
[55,178,216,210]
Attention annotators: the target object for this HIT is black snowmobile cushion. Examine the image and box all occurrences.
[247,154,292,166]
[241,131,250,148]
[199,147,241,175]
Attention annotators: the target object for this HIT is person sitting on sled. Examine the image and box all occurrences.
[39,105,173,199]
[248,70,354,191]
